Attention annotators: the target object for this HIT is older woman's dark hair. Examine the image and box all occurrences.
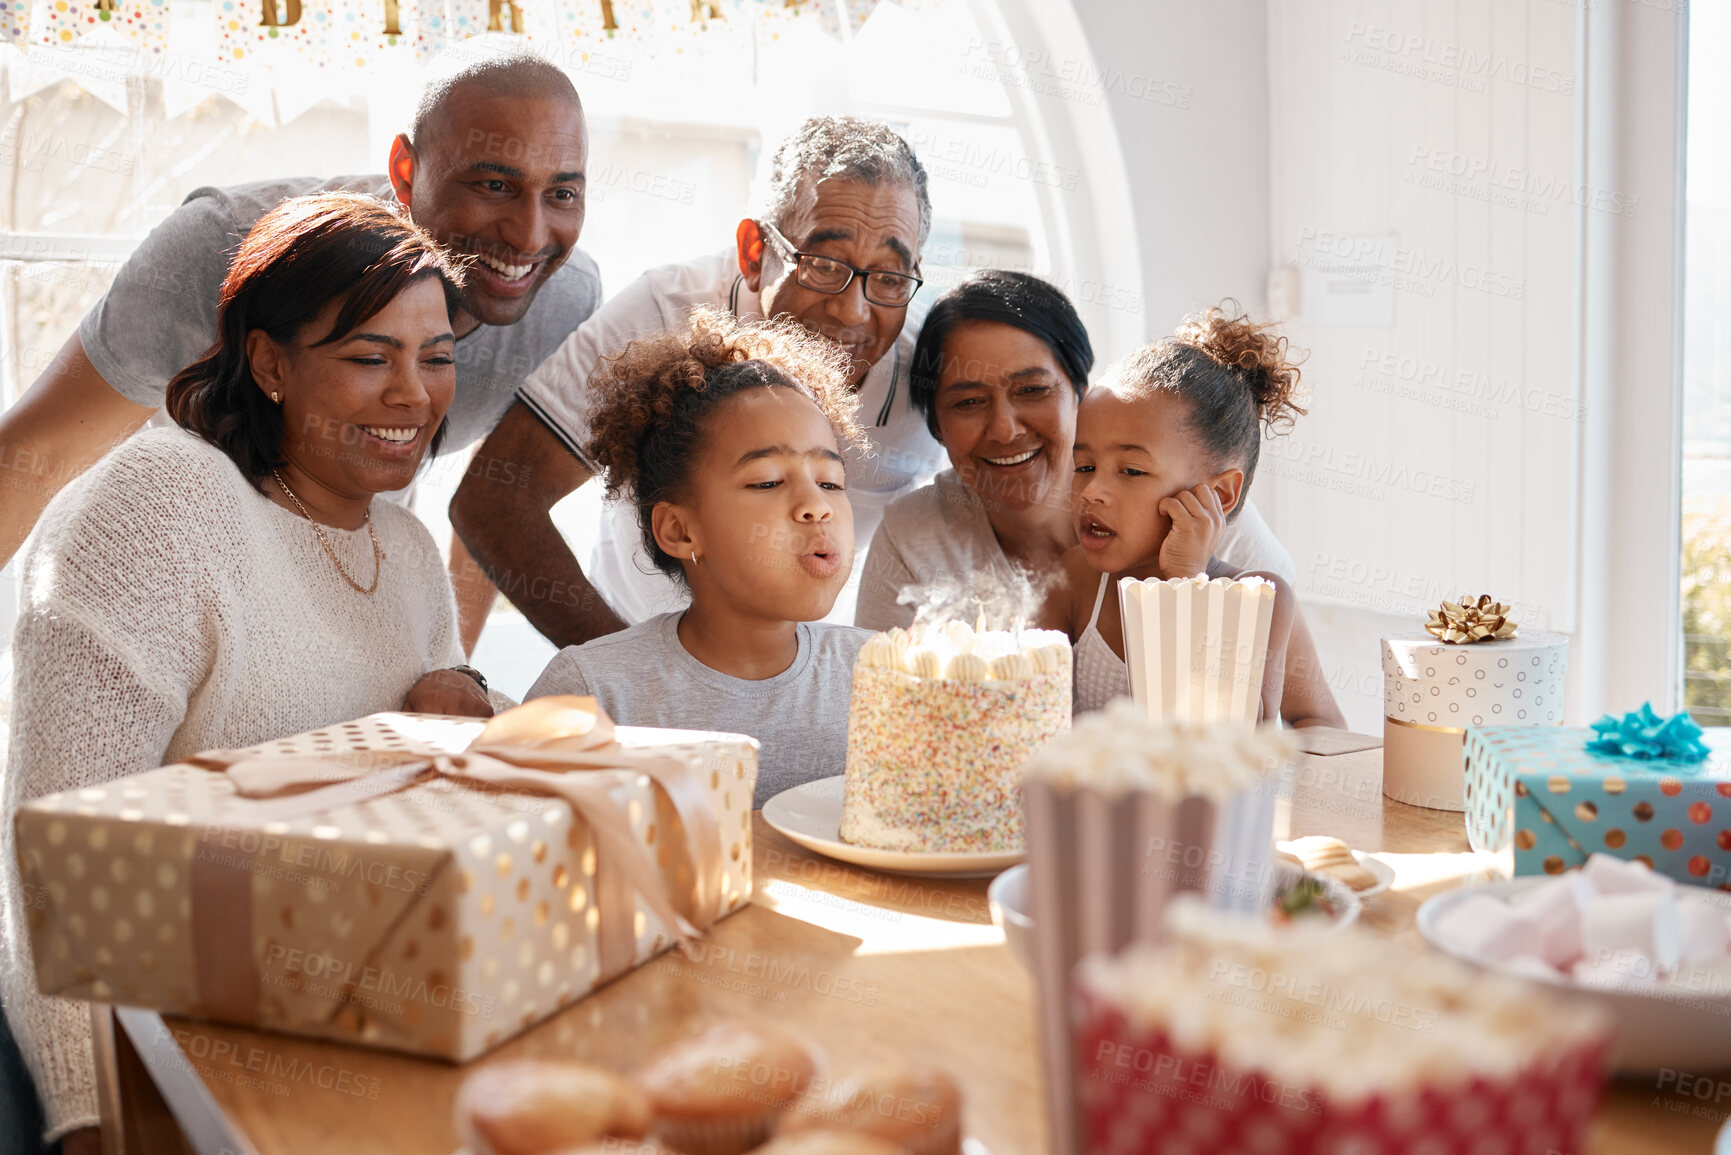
[166,192,466,479]
[909,270,1094,437]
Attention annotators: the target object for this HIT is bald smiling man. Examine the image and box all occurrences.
[0,55,600,624]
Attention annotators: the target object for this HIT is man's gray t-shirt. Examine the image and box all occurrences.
[79,174,604,455]
[525,612,869,806]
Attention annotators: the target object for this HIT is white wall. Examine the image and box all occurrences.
[1256,0,1685,731]
[1263,0,1580,728]
[1063,0,1687,732]
[1070,0,1274,339]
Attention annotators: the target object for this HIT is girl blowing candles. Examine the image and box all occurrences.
[526,308,868,804]
[1048,303,1346,727]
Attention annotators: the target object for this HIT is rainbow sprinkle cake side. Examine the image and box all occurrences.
[840,627,1072,853]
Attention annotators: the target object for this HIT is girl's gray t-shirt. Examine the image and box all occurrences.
[525,612,869,806]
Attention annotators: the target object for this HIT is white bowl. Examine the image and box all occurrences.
[1417,876,1731,1074]
[988,862,1359,976]
[988,863,1036,973]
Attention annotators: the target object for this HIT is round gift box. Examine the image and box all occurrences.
[1381,629,1568,811]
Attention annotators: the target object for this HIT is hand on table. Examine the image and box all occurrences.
[1158,483,1227,578]
[403,669,494,718]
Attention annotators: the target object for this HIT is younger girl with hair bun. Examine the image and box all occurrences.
[525,307,869,803]
[1047,302,1346,727]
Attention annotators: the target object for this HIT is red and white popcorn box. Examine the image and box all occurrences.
[1071,906,1611,1155]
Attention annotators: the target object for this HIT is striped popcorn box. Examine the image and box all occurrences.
[1119,575,1278,724]
[1073,903,1610,1155]
[1021,702,1293,1155]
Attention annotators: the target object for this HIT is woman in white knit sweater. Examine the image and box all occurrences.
[1,193,494,1152]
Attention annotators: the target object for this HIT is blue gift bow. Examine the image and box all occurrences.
[1584,702,1711,763]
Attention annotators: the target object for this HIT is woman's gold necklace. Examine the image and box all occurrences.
[271,469,384,595]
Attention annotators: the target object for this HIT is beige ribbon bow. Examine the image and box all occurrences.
[184,696,727,1026]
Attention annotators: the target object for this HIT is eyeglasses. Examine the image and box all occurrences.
[760,221,923,308]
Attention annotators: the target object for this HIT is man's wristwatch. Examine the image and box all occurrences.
[450,665,489,693]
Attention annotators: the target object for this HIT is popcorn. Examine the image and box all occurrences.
[1073,902,1610,1152]
[1022,698,1293,800]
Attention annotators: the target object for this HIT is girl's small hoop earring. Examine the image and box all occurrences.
[691,551,699,565]
[270,392,280,403]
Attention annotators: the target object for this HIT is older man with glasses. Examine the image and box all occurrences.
[452,116,948,643]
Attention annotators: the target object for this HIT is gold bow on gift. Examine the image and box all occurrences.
[1424,594,1518,644]
[182,696,726,1025]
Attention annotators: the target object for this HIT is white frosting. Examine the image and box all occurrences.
[855,621,1071,683]
[1079,899,1606,1105]
[1021,698,1292,798]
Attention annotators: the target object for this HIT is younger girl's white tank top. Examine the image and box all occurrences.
[1072,572,1128,714]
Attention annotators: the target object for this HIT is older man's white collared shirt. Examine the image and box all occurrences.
[515,249,946,625]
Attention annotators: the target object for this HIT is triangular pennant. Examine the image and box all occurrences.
[0,0,30,48]
[35,0,168,53]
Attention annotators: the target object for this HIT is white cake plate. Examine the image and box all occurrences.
[762,775,1025,877]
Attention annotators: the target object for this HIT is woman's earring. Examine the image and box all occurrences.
[691,550,700,565]
[270,392,280,403]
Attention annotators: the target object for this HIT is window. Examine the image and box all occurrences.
[1682,1,1731,720]
[0,1,1103,696]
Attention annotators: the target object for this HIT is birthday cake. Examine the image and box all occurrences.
[839,621,1071,853]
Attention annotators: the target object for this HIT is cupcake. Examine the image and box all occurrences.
[779,1065,962,1155]
[639,1020,817,1155]
[456,1060,652,1155]
[753,1133,908,1155]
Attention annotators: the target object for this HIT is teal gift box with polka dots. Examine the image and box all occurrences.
[1465,725,1731,889]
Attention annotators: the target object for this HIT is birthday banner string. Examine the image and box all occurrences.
[1,0,891,79]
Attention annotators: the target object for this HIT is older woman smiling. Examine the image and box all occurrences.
[855,271,1297,630]
[2,192,490,1152]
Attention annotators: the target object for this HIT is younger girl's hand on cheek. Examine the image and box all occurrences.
[1157,483,1226,578]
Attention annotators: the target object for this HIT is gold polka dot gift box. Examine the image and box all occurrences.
[13,697,757,1060]
[1382,597,1568,811]
[1464,706,1731,889]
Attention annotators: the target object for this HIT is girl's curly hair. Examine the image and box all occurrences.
[585,306,862,581]
[1107,300,1308,517]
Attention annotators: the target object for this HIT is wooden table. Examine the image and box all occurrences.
[96,740,1725,1154]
